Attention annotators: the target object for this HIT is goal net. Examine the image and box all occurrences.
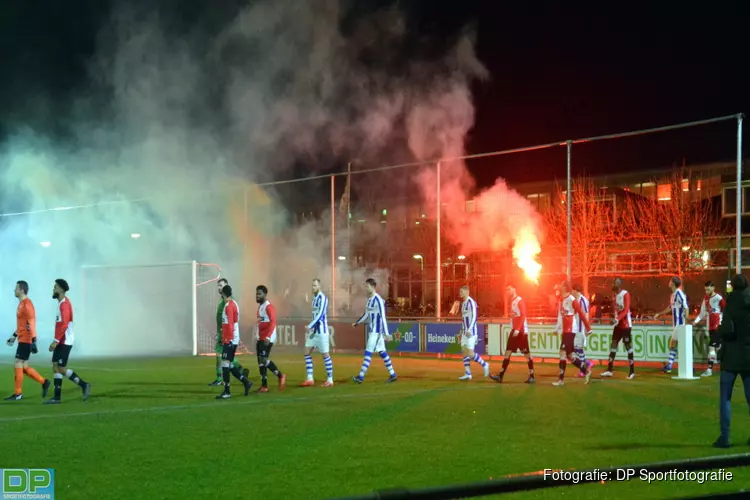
[79,261,222,357]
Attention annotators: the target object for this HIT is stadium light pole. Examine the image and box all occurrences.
[436,161,442,319]
[566,140,572,281]
[331,175,336,315]
[737,114,744,273]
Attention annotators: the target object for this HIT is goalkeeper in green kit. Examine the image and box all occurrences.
[209,278,249,386]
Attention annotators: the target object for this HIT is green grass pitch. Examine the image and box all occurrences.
[1,355,748,499]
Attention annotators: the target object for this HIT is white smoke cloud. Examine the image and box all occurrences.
[0,0,494,358]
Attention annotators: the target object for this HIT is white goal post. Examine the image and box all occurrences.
[79,261,222,358]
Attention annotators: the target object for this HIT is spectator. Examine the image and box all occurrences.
[714,273,750,448]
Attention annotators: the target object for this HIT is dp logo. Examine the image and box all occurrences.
[2,469,55,498]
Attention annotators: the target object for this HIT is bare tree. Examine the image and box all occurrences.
[619,171,717,277]
[544,177,621,295]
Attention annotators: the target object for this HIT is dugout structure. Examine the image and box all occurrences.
[79,261,222,357]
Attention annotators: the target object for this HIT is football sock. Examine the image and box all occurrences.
[667,348,677,369]
[558,359,567,380]
[230,367,246,382]
[232,359,241,371]
[222,367,231,393]
[379,352,395,376]
[358,351,372,379]
[574,351,586,373]
[259,364,268,387]
[499,358,511,377]
[472,353,487,367]
[323,355,333,381]
[267,361,281,377]
[708,351,716,371]
[527,359,535,377]
[65,369,86,388]
[14,367,23,395]
[462,356,471,375]
[305,355,314,380]
[626,343,635,373]
[215,357,222,380]
[23,366,45,384]
[576,348,587,365]
[53,373,63,400]
[607,348,616,372]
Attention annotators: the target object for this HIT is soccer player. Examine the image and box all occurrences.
[655,276,689,374]
[572,285,594,378]
[491,284,535,383]
[255,285,286,392]
[553,281,593,386]
[693,280,725,377]
[44,279,92,404]
[209,278,249,386]
[351,278,397,384]
[300,278,334,387]
[601,277,636,379]
[5,281,50,401]
[457,286,490,380]
[216,285,253,399]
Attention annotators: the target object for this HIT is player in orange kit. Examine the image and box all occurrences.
[5,281,51,400]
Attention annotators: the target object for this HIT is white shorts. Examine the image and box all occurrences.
[574,333,586,349]
[305,332,330,354]
[460,334,477,350]
[366,332,386,353]
[671,327,681,342]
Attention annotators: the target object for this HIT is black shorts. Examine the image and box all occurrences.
[15,342,32,361]
[221,343,238,362]
[708,330,721,348]
[256,340,273,358]
[612,326,632,345]
[506,332,530,354]
[560,332,575,355]
[52,344,73,367]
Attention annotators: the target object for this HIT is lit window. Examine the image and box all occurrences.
[657,184,671,201]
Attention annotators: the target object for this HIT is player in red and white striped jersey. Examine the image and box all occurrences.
[553,282,593,386]
[255,285,286,392]
[693,280,725,377]
[216,285,253,399]
[45,279,91,404]
[491,285,535,384]
[601,277,636,379]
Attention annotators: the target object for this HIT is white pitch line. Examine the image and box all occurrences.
[0,373,713,424]
[0,384,498,423]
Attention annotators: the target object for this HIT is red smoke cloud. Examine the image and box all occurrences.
[417,163,544,283]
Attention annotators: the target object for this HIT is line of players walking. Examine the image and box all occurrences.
[248,274,723,391]
[5,279,91,404]
[496,276,725,386]
[8,273,716,405]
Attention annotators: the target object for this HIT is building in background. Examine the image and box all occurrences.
[342,160,749,319]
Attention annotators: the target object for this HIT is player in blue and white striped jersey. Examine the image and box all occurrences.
[655,276,689,373]
[572,285,594,378]
[300,279,334,388]
[351,278,397,384]
[458,286,490,380]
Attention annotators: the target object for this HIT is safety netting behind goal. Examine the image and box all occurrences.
[79,261,221,358]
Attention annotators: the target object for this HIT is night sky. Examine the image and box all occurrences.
[1,0,747,188]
